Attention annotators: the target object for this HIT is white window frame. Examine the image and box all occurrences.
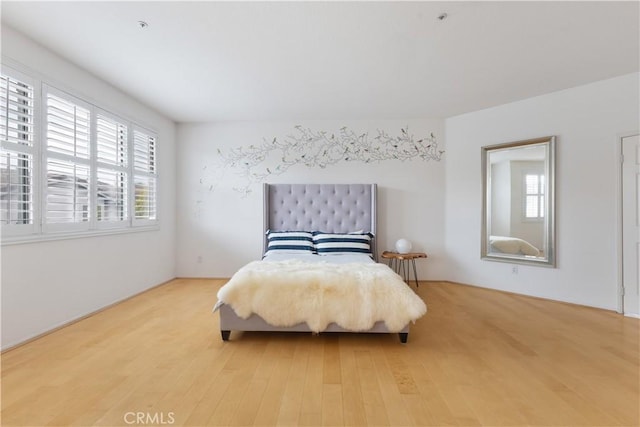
[1,62,158,245]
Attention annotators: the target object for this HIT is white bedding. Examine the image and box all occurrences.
[215,259,426,333]
[262,252,375,264]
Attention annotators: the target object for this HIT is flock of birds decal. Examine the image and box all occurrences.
[198,125,444,198]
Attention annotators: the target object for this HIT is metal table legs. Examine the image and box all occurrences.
[387,258,419,287]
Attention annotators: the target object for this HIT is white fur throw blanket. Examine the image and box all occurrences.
[215,259,427,333]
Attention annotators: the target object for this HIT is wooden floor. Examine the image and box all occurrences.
[1,279,638,427]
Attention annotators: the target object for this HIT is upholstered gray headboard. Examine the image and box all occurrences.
[263,183,377,257]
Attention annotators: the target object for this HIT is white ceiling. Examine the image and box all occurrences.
[1,1,638,123]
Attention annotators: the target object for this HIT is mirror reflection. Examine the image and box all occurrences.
[481,136,555,267]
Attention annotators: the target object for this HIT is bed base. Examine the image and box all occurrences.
[220,330,408,343]
[219,304,410,343]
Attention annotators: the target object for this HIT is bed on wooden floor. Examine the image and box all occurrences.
[214,183,426,343]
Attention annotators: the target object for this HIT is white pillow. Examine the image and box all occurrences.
[490,235,540,256]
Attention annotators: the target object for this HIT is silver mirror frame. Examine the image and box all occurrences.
[481,136,556,267]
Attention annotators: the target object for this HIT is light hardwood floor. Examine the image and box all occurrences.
[1,279,638,426]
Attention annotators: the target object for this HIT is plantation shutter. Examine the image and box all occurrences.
[44,86,91,230]
[133,129,157,223]
[525,173,544,219]
[0,75,34,145]
[1,150,33,225]
[45,159,90,224]
[96,113,128,224]
[0,70,35,230]
[46,93,90,159]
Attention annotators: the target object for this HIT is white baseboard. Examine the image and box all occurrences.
[623,312,640,319]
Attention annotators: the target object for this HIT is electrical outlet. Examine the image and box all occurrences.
[197,256,203,264]
[512,265,518,274]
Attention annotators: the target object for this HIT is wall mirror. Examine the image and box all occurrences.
[481,136,556,267]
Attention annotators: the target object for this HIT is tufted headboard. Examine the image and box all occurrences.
[263,183,377,258]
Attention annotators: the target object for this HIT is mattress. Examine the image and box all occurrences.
[262,252,375,264]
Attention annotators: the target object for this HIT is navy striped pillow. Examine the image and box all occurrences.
[313,232,373,256]
[265,231,314,255]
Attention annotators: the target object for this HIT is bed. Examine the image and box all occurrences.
[214,183,426,343]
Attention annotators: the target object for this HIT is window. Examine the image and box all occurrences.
[0,66,158,243]
[96,112,128,225]
[0,70,36,236]
[524,173,544,219]
[44,87,92,231]
[133,129,157,223]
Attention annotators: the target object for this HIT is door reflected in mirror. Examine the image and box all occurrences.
[481,136,556,267]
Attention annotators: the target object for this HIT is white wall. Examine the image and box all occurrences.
[176,119,446,279]
[445,73,639,310]
[0,27,177,349]
[490,161,511,237]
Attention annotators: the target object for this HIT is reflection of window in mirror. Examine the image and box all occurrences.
[524,173,544,219]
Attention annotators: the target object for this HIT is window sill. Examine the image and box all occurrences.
[1,224,160,246]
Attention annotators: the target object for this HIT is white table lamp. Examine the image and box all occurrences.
[395,238,412,254]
